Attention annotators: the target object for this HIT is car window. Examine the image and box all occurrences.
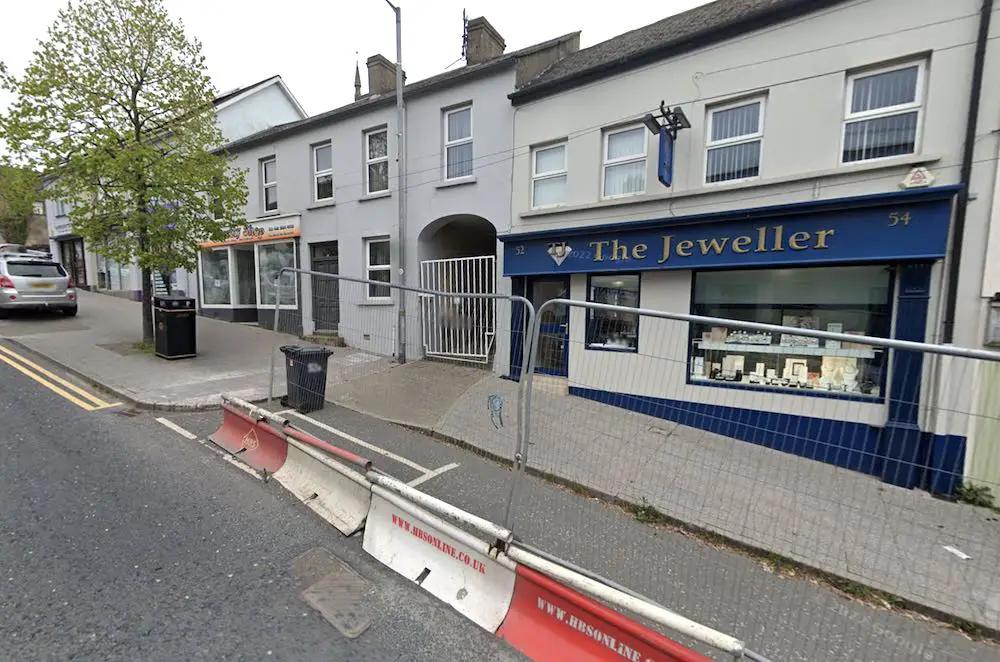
[5,262,67,278]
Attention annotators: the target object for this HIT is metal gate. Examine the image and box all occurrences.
[419,256,496,363]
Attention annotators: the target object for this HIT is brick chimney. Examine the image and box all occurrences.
[366,54,398,96]
[465,17,505,65]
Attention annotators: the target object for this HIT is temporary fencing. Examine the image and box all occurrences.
[254,266,1000,660]
[515,297,1000,662]
[208,394,743,661]
[266,267,536,527]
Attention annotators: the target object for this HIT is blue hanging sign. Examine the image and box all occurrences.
[657,126,674,188]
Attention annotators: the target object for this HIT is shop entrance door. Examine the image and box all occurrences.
[529,276,570,377]
[310,242,340,331]
[59,238,87,288]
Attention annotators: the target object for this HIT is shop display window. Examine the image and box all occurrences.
[200,249,230,305]
[258,242,296,306]
[586,274,640,351]
[689,265,893,397]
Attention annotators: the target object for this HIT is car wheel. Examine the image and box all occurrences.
[63,307,78,317]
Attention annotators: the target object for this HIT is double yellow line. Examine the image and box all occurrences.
[0,344,120,411]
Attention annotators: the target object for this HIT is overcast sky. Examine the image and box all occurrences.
[0,0,710,118]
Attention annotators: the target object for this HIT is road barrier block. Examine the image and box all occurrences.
[362,485,517,632]
[497,565,712,662]
[209,404,288,473]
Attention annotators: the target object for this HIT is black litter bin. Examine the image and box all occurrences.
[154,295,196,360]
[280,345,334,413]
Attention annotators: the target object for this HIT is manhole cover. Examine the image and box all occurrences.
[293,548,373,639]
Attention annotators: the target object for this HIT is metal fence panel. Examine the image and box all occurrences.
[264,267,534,529]
[513,298,1000,662]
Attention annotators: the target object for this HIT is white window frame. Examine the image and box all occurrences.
[364,236,392,302]
[840,60,925,165]
[55,200,67,217]
[365,128,390,195]
[443,105,473,181]
[261,157,278,212]
[704,96,766,185]
[530,142,568,209]
[255,239,298,309]
[312,142,334,202]
[601,125,647,199]
[197,247,236,308]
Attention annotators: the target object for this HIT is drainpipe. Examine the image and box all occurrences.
[942,0,993,343]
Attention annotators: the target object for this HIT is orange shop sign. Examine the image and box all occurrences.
[200,216,301,248]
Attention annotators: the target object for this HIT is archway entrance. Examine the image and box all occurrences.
[418,215,497,363]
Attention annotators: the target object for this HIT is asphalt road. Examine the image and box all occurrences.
[164,401,1000,662]
[0,349,525,662]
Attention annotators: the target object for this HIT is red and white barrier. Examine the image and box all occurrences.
[209,399,372,535]
[362,485,517,632]
[211,396,748,662]
[497,564,712,662]
[209,404,288,473]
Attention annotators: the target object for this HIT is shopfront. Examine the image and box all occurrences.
[500,186,963,491]
[197,214,302,332]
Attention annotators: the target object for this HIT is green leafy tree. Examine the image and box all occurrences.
[0,164,40,246]
[0,0,247,342]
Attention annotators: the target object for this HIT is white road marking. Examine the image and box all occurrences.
[154,416,261,481]
[944,545,972,560]
[407,463,461,487]
[283,410,431,474]
[155,417,198,440]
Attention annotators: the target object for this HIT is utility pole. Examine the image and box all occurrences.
[385,0,407,364]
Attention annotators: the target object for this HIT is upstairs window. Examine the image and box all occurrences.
[842,62,924,163]
[365,128,390,194]
[531,142,567,208]
[706,98,764,183]
[313,143,333,202]
[444,106,473,180]
[602,126,646,198]
[261,157,278,212]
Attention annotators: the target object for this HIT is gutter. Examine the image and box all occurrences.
[942,0,994,343]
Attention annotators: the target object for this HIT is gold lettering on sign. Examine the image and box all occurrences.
[595,226,837,264]
[611,239,629,261]
[732,235,752,253]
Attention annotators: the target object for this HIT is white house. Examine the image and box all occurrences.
[44,74,308,298]
[199,17,578,367]
[499,0,1000,494]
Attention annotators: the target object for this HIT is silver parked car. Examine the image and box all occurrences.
[0,247,78,317]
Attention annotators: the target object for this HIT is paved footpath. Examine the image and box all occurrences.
[0,348,522,661]
[4,292,999,642]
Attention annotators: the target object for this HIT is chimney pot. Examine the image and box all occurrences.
[366,54,400,96]
[465,17,506,66]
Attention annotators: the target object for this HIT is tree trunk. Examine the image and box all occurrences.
[141,267,154,344]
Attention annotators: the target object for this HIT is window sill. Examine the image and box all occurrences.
[358,299,394,306]
[360,191,392,202]
[258,210,282,218]
[688,375,883,403]
[436,176,477,190]
[520,152,943,219]
[308,200,336,210]
[585,343,638,353]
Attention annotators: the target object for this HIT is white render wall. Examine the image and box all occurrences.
[509,0,1000,351]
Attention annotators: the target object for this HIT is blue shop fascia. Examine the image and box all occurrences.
[500,185,965,494]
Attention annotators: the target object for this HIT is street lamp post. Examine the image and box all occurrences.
[385,0,407,364]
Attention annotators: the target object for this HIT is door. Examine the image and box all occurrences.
[530,276,570,376]
[60,239,87,288]
[310,242,340,331]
